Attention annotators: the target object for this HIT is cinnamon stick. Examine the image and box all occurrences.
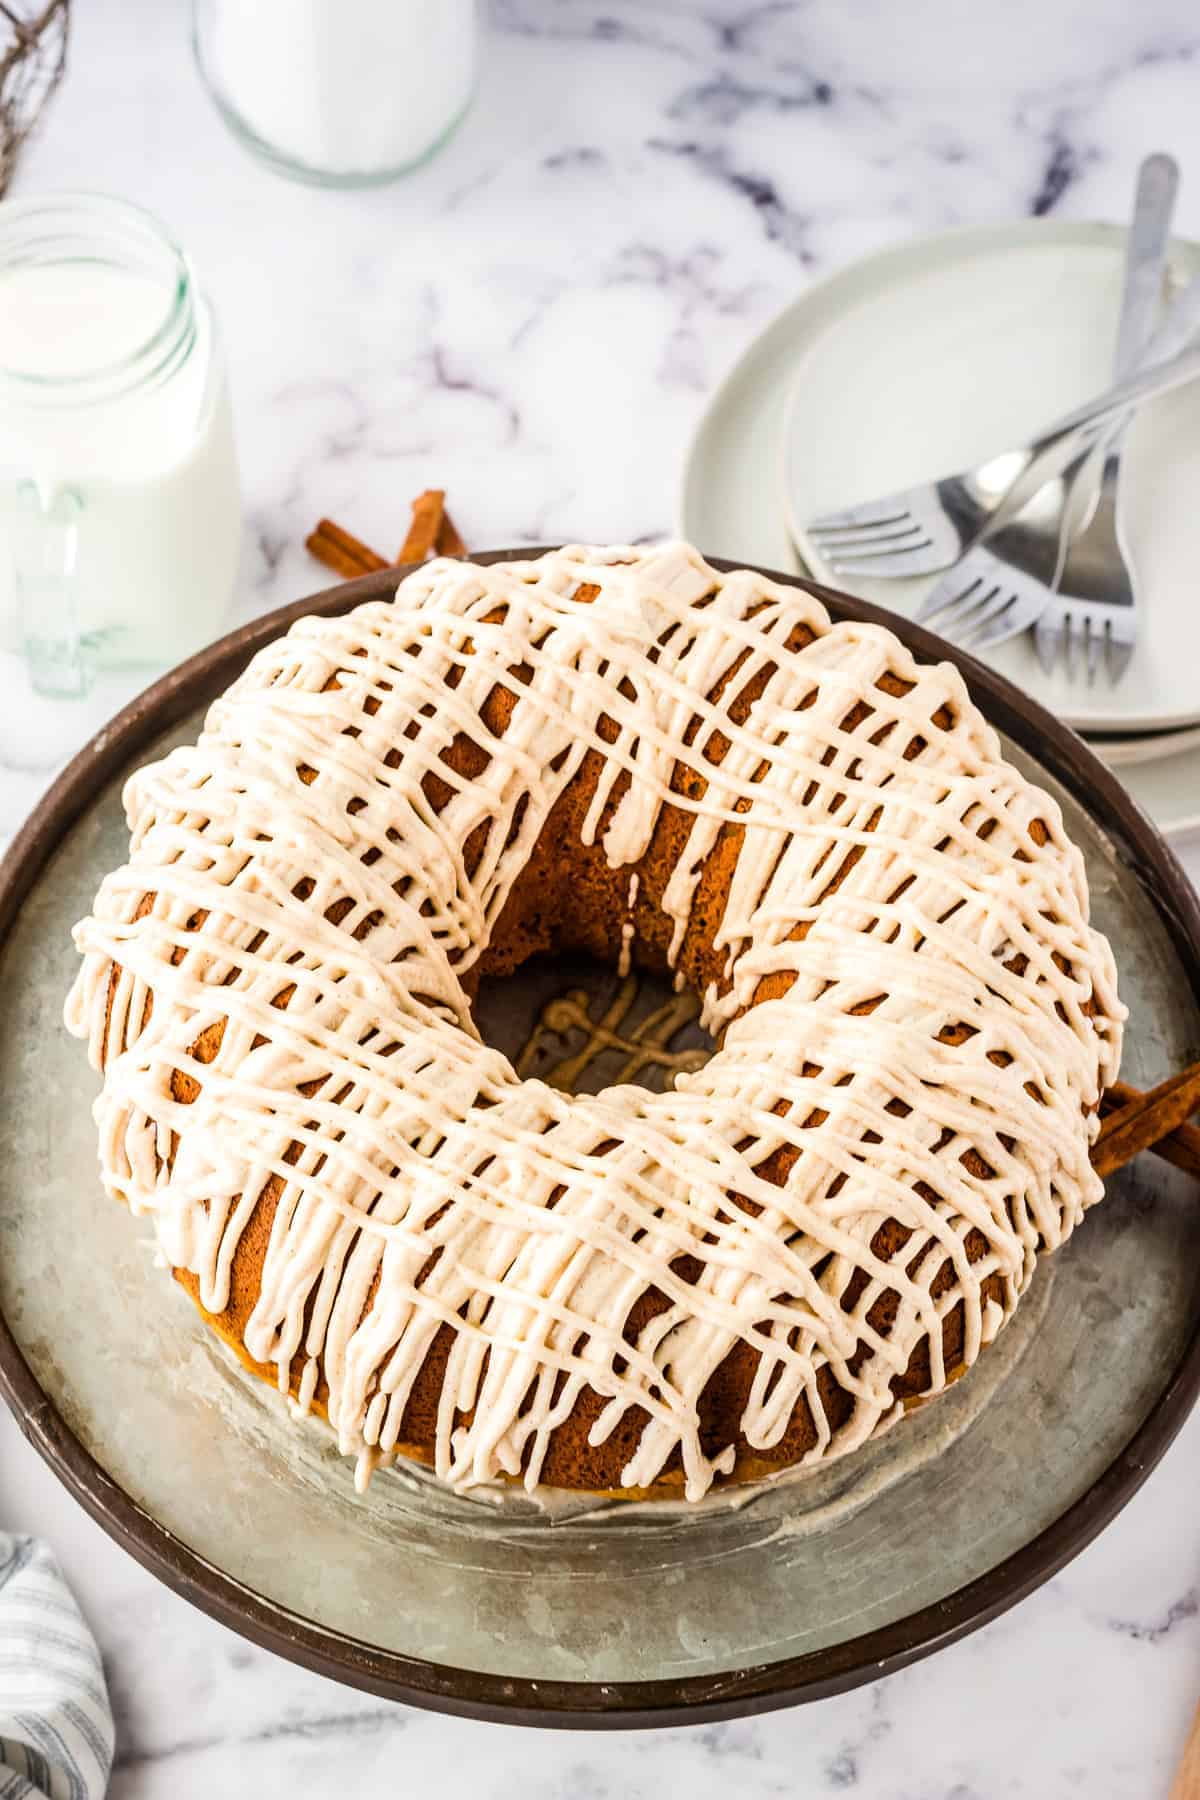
[308,491,467,582]
[1092,1060,1200,1180]
[434,504,467,559]
[1099,1076,1200,1181]
[397,488,449,564]
[306,518,390,579]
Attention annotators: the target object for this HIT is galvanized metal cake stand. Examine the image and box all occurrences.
[1,554,1198,1728]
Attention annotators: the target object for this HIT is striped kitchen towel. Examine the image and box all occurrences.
[0,1533,113,1800]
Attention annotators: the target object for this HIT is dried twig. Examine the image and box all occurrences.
[0,0,68,197]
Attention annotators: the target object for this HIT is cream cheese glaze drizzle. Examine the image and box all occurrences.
[65,543,1124,1500]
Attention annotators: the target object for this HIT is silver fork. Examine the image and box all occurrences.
[1033,440,1138,682]
[922,262,1200,661]
[804,158,1182,585]
[804,442,1037,582]
[804,335,1200,587]
[802,361,1200,581]
[918,153,1180,658]
[1036,157,1186,682]
[908,466,1074,653]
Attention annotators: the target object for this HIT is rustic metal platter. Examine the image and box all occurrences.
[1,553,1199,1729]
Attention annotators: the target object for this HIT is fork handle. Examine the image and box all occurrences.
[1026,338,1200,459]
[1115,153,1179,378]
[1059,153,1179,545]
[977,335,1200,535]
[970,332,1200,544]
[1132,263,1200,367]
[1016,228,1200,531]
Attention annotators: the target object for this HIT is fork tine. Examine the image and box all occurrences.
[1033,610,1062,675]
[917,569,995,627]
[953,586,1022,642]
[943,598,1002,638]
[970,594,1047,652]
[808,519,920,549]
[1107,628,1135,685]
[1085,615,1102,687]
[1061,613,1076,680]
[826,543,943,579]
[807,501,914,535]
[916,571,979,625]
[960,594,1027,648]
[811,520,925,552]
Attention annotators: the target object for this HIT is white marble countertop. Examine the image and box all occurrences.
[5,0,1200,1793]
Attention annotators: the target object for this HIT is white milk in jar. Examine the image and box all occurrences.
[0,193,240,694]
[193,0,479,185]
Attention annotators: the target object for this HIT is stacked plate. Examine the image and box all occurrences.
[679,220,1200,841]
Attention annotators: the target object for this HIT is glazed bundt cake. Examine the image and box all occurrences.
[66,543,1124,1501]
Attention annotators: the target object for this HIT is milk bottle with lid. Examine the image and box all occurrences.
[0,193,241,695]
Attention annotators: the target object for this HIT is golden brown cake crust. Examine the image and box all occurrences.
[72,545,1122,1499]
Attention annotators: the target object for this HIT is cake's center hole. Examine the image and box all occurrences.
[472,954,715,1097]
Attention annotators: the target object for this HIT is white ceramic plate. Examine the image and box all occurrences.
[778,222,1200,736]
[1091,721,1200,769]
[1109,745,1200,843]
[679,221,1200,836]
[1088,722,1200,843]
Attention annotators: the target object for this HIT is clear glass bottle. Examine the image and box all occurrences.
[0,193,241,696]
[192,0,480,188]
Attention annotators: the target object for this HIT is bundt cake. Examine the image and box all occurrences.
[65,543,1124,1501]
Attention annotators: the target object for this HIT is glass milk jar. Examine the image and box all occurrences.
[0,193,241,695]
[193,0,479,187]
